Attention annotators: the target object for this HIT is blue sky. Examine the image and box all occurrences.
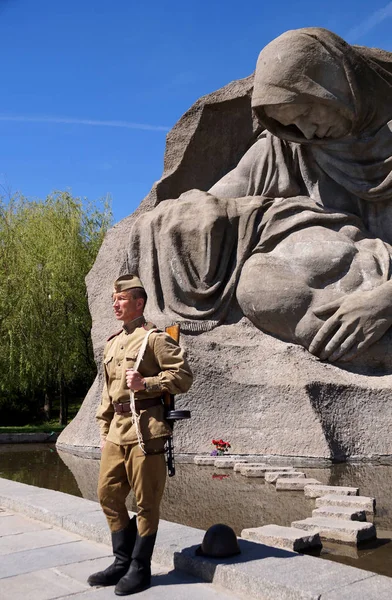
[1,0,392,223]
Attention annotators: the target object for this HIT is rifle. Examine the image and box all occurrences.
[163,324,191,477]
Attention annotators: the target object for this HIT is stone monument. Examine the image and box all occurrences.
[57,28,392,461]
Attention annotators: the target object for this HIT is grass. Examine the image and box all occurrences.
[0,423,65,434]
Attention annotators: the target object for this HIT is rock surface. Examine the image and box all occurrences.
[57,51,392,461]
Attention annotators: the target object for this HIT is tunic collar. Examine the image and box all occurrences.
[122,315,146,335]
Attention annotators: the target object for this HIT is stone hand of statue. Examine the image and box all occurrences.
[126,369,146,391]
[308,284,392,362]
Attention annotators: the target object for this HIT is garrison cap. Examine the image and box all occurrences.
[113,274,145,293]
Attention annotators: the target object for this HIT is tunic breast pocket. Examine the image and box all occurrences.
[104,355,114,375]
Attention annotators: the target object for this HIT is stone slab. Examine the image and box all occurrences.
[291,517,376,544]
[265,471,305,483]
[315,494,375,515]
[176,538,383,600]
[239,466,294,477]
[0,514,52,535]
[276,478,321,491]
[194,456,216,466]
[322,574,392,600]
[312,506,366,521]
[0,553,240,600]
[0,527,83,556]
[241,524,321,552]
[234,462,265,472]
[0,540,110,579]
[214,458,248,469]
[304,485,359,499]
[57,557,240,600]
[0,567,89,599]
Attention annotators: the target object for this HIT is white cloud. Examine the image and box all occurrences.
[346,2,392,42]
[0,114,170,132]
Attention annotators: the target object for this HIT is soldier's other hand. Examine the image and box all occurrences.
[126,369,146,391]
[100,437,107,451]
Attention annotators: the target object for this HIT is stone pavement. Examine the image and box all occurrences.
[0,508,244,600]
[2,477,392,599]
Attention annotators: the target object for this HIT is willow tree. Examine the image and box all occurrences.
[0,191,112,425]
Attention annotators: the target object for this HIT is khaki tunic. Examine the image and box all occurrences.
[96,316,193,446]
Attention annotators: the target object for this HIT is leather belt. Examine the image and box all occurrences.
[113,397,163,415]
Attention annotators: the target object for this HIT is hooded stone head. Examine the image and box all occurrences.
[251,27,392,142]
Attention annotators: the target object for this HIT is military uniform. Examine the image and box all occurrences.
[96,316,193,535]
[88,274,193,596]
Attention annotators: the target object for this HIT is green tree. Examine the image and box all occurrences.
[0,191,112,425]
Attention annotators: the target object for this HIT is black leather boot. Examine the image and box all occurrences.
[88,517,137,587]
[114,531,157,596]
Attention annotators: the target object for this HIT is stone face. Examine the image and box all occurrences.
[315,494,376,515]
[312,506,366,521]
[276,478,322,491]
[265,471,305,483]
[57,29,392,462]
[304,485,359,499]
[291,517,376,544]
[241,524,321,552]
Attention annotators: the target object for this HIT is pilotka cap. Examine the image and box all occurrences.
[113,274,145,293]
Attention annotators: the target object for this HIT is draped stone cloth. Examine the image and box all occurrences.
[129,191,391,331]
[128,28,392,333]
[129,191,264,331]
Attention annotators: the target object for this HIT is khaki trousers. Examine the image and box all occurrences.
[98,438,167,537]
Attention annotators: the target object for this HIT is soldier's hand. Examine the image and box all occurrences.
[100,437,107,451]
[126,369,146,391]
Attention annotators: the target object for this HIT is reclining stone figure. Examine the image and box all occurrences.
[129,27,392,366]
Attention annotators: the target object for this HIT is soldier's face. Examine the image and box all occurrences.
[112,291,143,323]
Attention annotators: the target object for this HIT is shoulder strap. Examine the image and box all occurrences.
[134,328,157,371]
[129,327,158,455]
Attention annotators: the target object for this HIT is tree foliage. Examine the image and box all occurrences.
[0,191,112,424]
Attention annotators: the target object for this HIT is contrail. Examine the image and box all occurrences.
[346,2,392,42]
[0,114,170,132]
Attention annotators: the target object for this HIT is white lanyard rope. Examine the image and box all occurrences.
[129,328,157,454]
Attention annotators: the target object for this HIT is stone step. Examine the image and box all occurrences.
[214,458,248,469]
[265,471,305,483]
[239,465,294,478]
[291,517,376,544]
[315,494,375,516]
[241,524,322,552]
[312,505,366,521]
[276,478,321,491]
[304,484,359,498]
[233,462,267,472]
[193,456,216,466]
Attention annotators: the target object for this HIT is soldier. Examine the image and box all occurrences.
[88,274,193,596]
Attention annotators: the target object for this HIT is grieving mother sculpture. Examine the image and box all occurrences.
[129,27,392,365]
